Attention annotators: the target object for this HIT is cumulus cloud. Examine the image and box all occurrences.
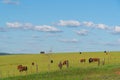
[95,24,109,30]
[82,21,95,27]
[6,22,34,30]
[23,23,33,29]
[56,20,110,30]
[57,20,81,27]
[83,21,109,30]
[6,20,119,34]
[34,25,61,32]
[2,0,19,5]
[6,22,61,33]
[59,38,79,43]
[76,29,88,36]
[6,22,22,28]
[112,26,120,34]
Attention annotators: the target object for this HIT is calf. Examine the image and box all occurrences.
[62,60,69,68]
[58,61,62,69]
[80,59,86,63]
[17,65,28,72]
[89,58,100,66]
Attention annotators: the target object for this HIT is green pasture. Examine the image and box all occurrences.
[0,52,120,79]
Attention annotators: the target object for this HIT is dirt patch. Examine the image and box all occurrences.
[116,71,120,75]
[114,68,120,75]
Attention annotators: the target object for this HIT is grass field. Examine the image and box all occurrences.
[0,51,120,80]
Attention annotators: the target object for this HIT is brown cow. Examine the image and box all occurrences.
[17,65,28,72]
[62,60,69,68]
[58,60,69,69]
[89,58,100,66]
[58,61,62,69]
[80,59,86,63]
[32,62,35,66]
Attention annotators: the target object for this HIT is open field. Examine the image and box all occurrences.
[0,51,120,80]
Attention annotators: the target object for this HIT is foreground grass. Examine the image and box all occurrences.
[2,64,120,80]
[0,52,120,79]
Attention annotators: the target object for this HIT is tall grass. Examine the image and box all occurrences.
[2,64,120,80]
[0,52,120,79]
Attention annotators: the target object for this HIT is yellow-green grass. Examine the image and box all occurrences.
[0,51,120,78]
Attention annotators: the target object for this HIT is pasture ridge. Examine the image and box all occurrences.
[0,51,120,79]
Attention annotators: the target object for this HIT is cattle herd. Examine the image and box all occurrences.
[17,57,105,72]
[57,57,105,70]
[17,50,108,72]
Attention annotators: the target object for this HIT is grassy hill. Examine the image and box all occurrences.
[0,52,120,80]
[2,64,120,80]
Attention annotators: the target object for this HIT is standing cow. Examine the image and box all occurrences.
[17,65,28,72]
[62,60,69,68]
[89,58,100,66]
[80,59,86,63]
[58,60,69,69]
[58,61,62,69]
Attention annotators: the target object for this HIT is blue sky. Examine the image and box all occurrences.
[0,0,120,53]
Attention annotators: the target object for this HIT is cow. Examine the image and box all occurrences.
[17,65,28,72]
[58,61,62,69]
[80,59,86,63]
[80,52,82,54]
[32,62,35,66]
[89,58,100,66]
[62,60,69,68]
[58,60,69,69]
[51,60,53,63]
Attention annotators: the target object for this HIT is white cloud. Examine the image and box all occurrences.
[95,24,109,30]
[59,38,79,43]
[23,23,33,29]
[82,21,95,27]
[57,20,110,30]
[2,0,19,5]
[113,26,120,34]
[6,22,22,28]
[57,20,81,27]
[6,22,61,33]
[34,25,61,32]
[82,21,109,30]
[76,29,88,36]
[6,22,33,29]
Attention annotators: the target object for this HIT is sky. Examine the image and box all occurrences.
[0,0,120,53]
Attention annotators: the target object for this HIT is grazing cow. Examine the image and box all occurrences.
[17,65,28,72]
[63,60,67,65]
[58,61,62,69]
[80,52,82,54]
[80,59,86,63]
[104,51,108,55]
[51,60,53,63]
[62,60,69,68]
[32,62,35,66]
[89,58,100,66]
[58,60,69,69]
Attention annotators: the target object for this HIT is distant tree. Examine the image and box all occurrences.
[40,51,45,54]
[80,52,82,54]
[104,51,107,53]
